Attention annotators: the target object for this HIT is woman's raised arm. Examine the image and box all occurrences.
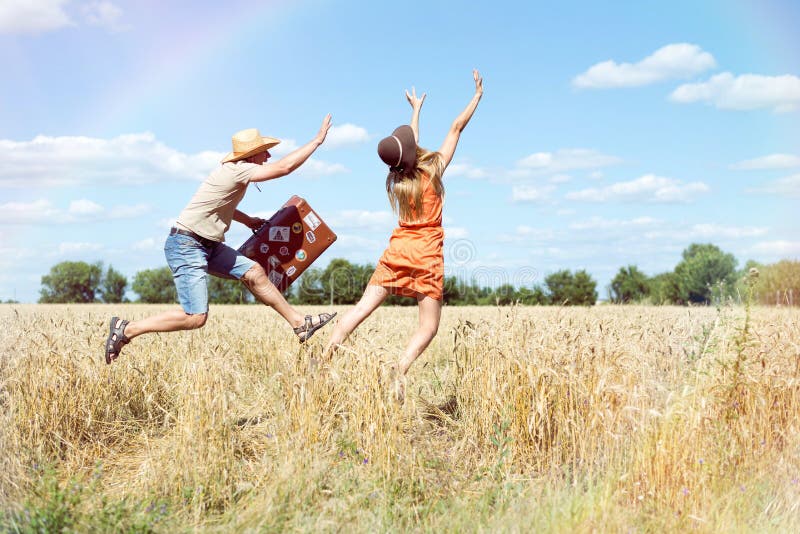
[405,86,426,143]
[438,70,483,169]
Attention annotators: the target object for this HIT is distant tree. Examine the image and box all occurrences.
[674,243,737,304]
[443,276,487,305]
[517,285,548,305]
[545,269,597,306]
[648,272,682,305]
[132,267,177,303]
[384,292,418,306]
[442,275,465,305]
[99,265,127,303]
[488,283,518,305]
[609,265,650,303]
[208,277,252,304]
[39,261,103,303]
[322,259,372,305]
[571,270,598,306]
[294,268,326,304]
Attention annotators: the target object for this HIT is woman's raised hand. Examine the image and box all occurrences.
[405,87,426,111]
[473,69,483,96]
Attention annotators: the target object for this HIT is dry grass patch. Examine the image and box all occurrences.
[1,303,798,532]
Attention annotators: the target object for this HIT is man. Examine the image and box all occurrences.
[105,115,336,364]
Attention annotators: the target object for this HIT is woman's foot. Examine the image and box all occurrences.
[385,365,406,404]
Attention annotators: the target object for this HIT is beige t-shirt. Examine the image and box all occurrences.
[175,161,260,242]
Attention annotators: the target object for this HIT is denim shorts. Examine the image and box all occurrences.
[163,232,256,314]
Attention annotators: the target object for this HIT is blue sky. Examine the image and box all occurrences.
[1,0,799,303]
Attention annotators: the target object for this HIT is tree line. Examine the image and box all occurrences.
[608,243,800,305]
[28,242,800,306]
[36,262,251,305]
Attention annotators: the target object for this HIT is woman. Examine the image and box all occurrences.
[324,70,483,400]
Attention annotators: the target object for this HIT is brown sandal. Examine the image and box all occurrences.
[293,312,336,343]
[105,316,130,364]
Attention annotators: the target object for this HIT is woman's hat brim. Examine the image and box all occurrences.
[378,125,417,171]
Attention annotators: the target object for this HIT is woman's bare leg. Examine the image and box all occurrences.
[323,285,388,358]
[397,294,442,375]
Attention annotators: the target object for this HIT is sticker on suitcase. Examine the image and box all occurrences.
[303,211,321,230]
[269,226,290,242]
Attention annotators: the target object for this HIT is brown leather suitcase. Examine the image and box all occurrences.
[237,195,337,292]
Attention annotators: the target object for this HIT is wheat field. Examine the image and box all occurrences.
[0,302,798,532]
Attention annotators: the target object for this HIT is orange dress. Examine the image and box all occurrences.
[369,174,444,300]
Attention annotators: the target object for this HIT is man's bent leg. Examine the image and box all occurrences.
[240,264,308,328]
[123,310,207,340]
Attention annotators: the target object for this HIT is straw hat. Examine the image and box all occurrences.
[377,125,417,171]
[221,128,281,163]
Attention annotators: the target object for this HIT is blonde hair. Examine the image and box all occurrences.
[386,147,445,222]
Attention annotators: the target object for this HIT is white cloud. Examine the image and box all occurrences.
[132,238,161,252]
[266,137,348,177]
[516,226,556,239]
[0,133,221,187]
[0,197,150,224]
[565,174,709,203]
[81,1,126,32]
[512,184,555,203]
[445,226,469,239]
[516,149,622,174]
[109,204,151,219]
[497,225,556,244]
[749,240,800,258]
[0,199,61,223]
[0,132,349,186]
[325,123,370,148]
[688,224,768,239]
[69,199,104,215]
[671,72,800,112]
[548,174,571,184]
[644,224,768,241]
[731,154,800,170]
[270,138,299,157]
[0,0,73,34]
[447,163,490,179]
[57,242,103,255]
[569,216,659,231]
[326,210,394,232]
[573,43,716,89]
[0,245,37,266]
[294,159,349,177]
[748,173,800,197]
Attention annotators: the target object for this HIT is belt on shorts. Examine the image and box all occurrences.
[170,227,217,248]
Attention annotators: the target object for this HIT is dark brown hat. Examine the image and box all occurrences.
[377,125,417,171]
